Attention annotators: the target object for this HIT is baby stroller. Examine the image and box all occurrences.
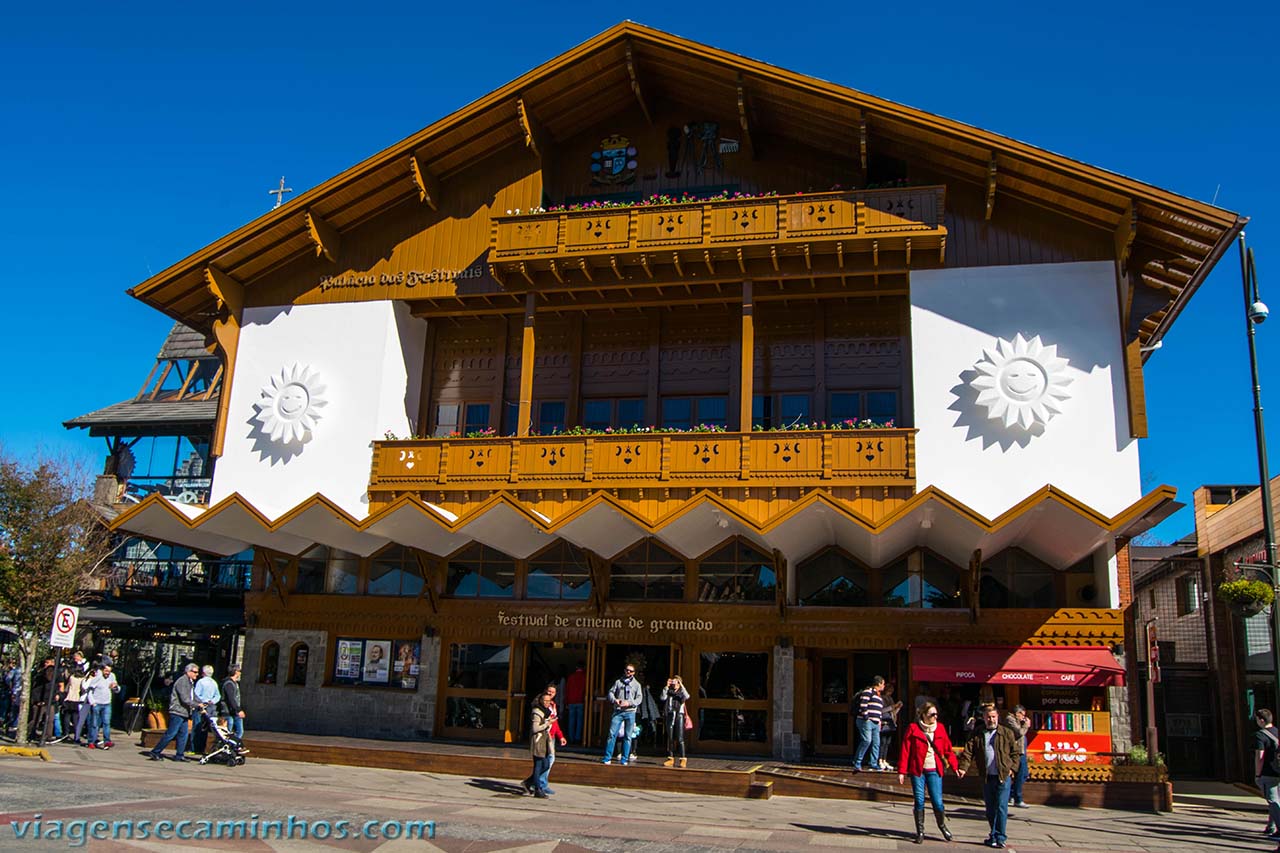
[198,714,248,766]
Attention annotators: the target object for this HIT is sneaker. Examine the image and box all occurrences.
[544,787,556,795]
[533,791,548,799]
[600,758,612,765]
[103,741,114,750]
[172,756,189,762]
[1014,800,1029,808]
[619,760,628,766]
[146,752,163,761]
[86,743,96,750]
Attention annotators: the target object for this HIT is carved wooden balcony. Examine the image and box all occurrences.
[369,429,915,493]
[488,188,946,290]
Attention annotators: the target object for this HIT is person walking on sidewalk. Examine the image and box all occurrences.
[851,675,885,772]
[661,675,690,767]
[146,663,198,761]
[1004,704,1031,808]
[1254,708,1280,838]
[958,703,1020,849]
[527,692,554,799]
[898,701,957,844]
[221,666,247,743]
[601,663,642,766]
[523,682,566,795]
[192,665,221,754]
[84,661,120,749]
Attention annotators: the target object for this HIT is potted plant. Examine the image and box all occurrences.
[1218,578,1275,617]
[144,695,167,730]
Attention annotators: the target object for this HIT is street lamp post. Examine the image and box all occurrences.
[1239,232,1280,708]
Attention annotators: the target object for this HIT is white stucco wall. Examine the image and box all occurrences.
[910,261,1139,518]
[210,300,427,519]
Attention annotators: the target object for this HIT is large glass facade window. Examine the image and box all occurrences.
[444,643,510,734]
[752,394,811,430]
[830,390,899,424]
[609,539,685,600]
[981,549,1055,608]
[697,540,776,602]
[435,402,492,437]
[796,549,869,606]
[368,545,425,596]
[325,550,360,594]
[537,401,566,435]
[446,544,515,598]
[527,540,592,600]
[295,546,327,594]
[881,553,963,608]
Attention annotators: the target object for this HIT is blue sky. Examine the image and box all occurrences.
[2,2,1277,541]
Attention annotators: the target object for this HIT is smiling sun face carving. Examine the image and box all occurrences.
[255,364,327,444]
[970,334,1071,430]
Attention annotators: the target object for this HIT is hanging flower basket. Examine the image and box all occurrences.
[1218,578,1274,617]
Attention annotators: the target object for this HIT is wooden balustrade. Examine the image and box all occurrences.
[369,429,915,492]
[488,188,946,287]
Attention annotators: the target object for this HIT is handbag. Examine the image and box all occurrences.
[683,707,693,731]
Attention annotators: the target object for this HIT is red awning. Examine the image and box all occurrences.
[910,646,1125,687]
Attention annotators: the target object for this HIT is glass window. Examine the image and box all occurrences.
[538,401,566,435]
[752,394,772,430]
[797,549,869,606]
[369,545,425,596]
[880,558,916,607]
[609,538,685,600]
[1177,574,1201,616]
[697,540,777,602]
[527,540,592,601]
[866,391,898,422]
[287,643,309,685]
[464,403,491,433]
[830,392,860,422]
[448,643,510,691]
[698,708,768,743]
[325,550,360,594]
[617,398,646,428]
[661,398,693,430]
[258,642,279,685]
[697,396,727,427]
[446,544,515,598]
[434,403,459,437]
[583,399,612,430]
[920,552,963,608]
[700,651,768,700]
[981,549,1054,608]
[295,546,327,594]
[779,394,810,426]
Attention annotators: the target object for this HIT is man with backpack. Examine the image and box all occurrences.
[1255,708,1280,838]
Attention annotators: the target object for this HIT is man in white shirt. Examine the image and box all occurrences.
[83,662,120,749]
[192,665,222,753]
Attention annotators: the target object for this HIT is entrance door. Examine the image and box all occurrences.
[593,644,673,752]
[814,651,899,755]
[523,642,589,743]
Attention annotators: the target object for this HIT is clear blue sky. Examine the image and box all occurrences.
[2,2,1277,542]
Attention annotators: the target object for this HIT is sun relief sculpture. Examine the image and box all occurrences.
[254,364,327,444]
[969,333,1072,430]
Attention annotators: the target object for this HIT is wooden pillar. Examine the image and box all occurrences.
[517,293,537,436]
[739,280,755,432]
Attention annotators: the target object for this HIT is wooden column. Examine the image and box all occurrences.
[739,280,755,431]
[517,293,537,436]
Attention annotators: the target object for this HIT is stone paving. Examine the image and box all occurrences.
[0,741,1273,853]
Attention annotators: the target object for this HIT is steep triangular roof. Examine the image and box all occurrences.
[131,22,1243,346]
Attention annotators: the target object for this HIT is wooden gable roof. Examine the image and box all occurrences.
[130,22,1244,350]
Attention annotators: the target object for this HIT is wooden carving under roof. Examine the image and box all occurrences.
[127,22,1243,357]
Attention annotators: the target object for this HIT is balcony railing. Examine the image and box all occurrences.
[107,559,252,596]
[488,187,946,288]
[369,429,915,492]
[122,475,212,506]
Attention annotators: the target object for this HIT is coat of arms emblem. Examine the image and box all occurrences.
[590,134,638,186]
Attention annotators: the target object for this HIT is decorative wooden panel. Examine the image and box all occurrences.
[708,200,780,243]
[444,441,512,481]
[581,314,650,398]
[492,218,558,256]
[590,438,662,478]
[669,436,738,477]
[861,187,944,232]
[636,206,704,247]
[432,322,504,404]
[786,197,858,237]
[564,212,631,252]
[519,439,587,478]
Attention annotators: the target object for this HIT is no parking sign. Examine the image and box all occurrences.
[49,603,78,649]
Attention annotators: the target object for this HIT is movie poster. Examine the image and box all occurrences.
[362,639,392,684]
[335,639,363,680]
[393,640,422,690]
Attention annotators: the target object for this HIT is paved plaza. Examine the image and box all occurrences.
[0,744,1273,853]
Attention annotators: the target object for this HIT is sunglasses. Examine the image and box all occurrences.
[925,712,938,718]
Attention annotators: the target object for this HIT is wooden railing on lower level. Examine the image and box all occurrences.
[369,429,914,491]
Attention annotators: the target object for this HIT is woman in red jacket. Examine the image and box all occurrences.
[898,701,958,844]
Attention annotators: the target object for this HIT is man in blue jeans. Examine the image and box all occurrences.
[851,675,885,771]
[958,703,1021,849]
[601,664,642,765]
[147,664,199,762]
